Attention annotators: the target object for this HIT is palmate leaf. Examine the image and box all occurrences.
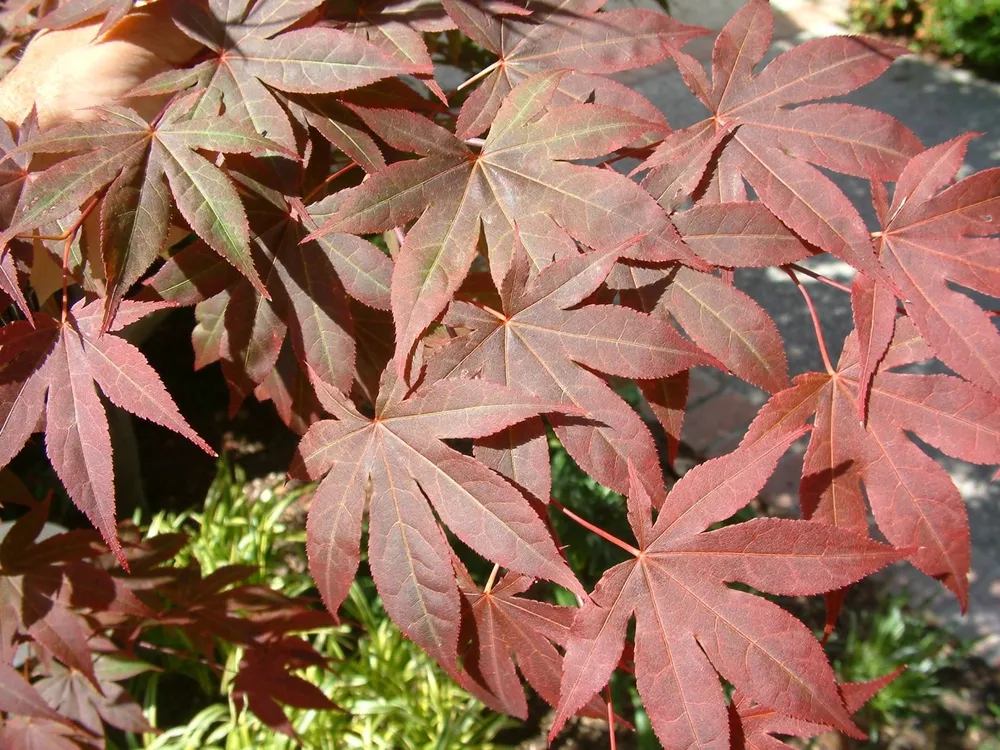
[855,135,1000,401]
[232,637,337,740]
[133,0,427,152]
[0,716,86,750]
[454,563,612,721]
[636,0,920,284]
[427,240,712,508]
[0,300,214,563]
[1,97,294,329]
[290,364,584,671]
[141,165,391,414]
[311,71,709,378]
[442,0,707,139]
[551,437,906,748]
[0,662,73,727]
[743,318,1000,609]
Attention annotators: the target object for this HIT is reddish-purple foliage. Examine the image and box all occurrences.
[1,0,997,745]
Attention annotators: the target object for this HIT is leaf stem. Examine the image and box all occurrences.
[303,162,359,203]
[464,137,486,149]
[483,563,500,594]
[606,686,617,750]
[56,196,100,325]
[784,263,852,294]
[455,60,500,92]
[786,268,835,375]
[549,498,640,557]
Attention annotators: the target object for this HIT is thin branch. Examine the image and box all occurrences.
[549,498,640,557]
[784,263,852,294]
[464,137,486,149]
[455,60,500,92]
[17,195,100,243]
[483,563,500,594]
[786,268,835,375]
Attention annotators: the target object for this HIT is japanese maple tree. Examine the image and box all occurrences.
[1,0,998,745]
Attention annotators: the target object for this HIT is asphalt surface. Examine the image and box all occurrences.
[619,0,1000,656]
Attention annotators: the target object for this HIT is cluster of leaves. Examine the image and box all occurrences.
[0,472,338,747]
[1,0,998,746]
[137,457,511,749]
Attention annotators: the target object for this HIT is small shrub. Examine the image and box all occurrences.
[850,0,1000,76]
[923,0,1000,75]
[138,459,511,750]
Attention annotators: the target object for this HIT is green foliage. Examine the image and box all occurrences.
[849,0,925,37]
[824,592,1000,748]
[132,458,511,750]
[849,0,1000,77]
[924,0,1000,75]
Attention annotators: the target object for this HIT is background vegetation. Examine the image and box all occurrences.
[849,0,1000,77]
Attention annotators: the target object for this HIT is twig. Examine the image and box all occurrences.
[549,498,640,557]
[464,137,486,149]
[786,268,834,375]
[17,195,100,243]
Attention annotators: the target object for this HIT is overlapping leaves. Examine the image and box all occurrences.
[142,163,392,416]
[138,0,424,151]
[0,0,996,743]
[311,70,708,377]
[290,365,584,670]
[442,0,706,139]
[427,240,711,506]
[0,97,293,326]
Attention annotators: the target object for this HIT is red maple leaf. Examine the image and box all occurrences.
[427,239,712,508]
[744,317,1000,608]
[853,135,1000,408]
[442,0,705,138]
[551,434,905,747]
[290,364,584,670]
[635,0,919,283]
[309,71,708,378]
[0,300,214,562]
